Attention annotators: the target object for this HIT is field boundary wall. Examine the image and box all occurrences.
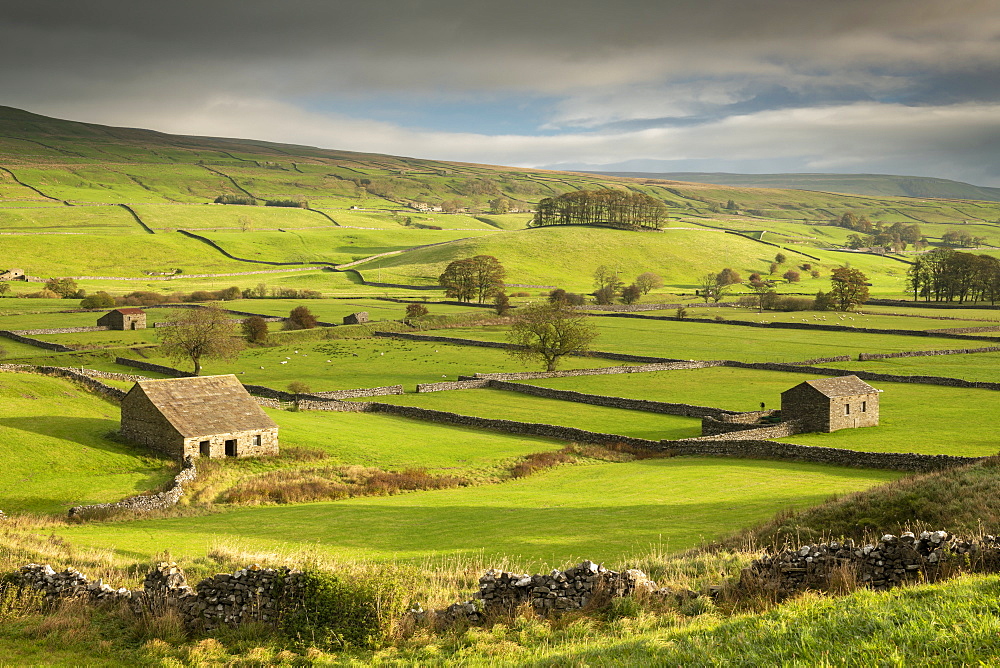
[68,457,198,519]
[11,326,109,335]
[0,330,74,352]
[0,363,127,401]
[858,346,1000,360]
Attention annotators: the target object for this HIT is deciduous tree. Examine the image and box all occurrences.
[506,303,598,372]
[159,305,244,375]
[635,272,663,295]
[242,315,269,343]
[286,306,318,329]
[830,267,870,311]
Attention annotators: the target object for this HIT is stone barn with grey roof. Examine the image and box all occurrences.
[781,375,880,433]
[120,375,278,460]
[97,308,146,330]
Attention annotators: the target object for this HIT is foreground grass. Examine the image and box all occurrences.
[55,458,897,568]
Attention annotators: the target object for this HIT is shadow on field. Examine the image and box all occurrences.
[0,416,128,453]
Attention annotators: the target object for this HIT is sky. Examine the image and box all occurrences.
[2,0,999,184]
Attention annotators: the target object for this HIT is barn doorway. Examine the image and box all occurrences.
[225,439,237,457]
[199,440,210,457]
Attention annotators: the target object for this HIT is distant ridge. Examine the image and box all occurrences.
[582,171,1000,203]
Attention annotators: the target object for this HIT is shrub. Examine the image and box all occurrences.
[593,286,617,305]
[512,291,531,297]
[404,303,428,323]
[548,288,568,304]
[80,291,116,309]
[621,284,642,304]
[493,292,511,316]
[242,316,269,343]
[814,290,833,311]
[287,381,311,394]
[265,199,308,208]
[25,289,59,298]
[800,263,812,271]
[285,306,318,330]
[717,268,742,285]
[283,569,413,650]
[44,277,79,298]
[772,296,813,311]
[782,270,801,283]
[811,269,821,278]
[675,306,688,319]
[748,272,762,283]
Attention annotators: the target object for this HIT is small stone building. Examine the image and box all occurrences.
[120,375,279,459]
[0,268,25,281]
[343,311,369,325]
[97,308,147,330]
[781,375,880,433]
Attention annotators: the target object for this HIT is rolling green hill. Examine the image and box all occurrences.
[594,171,1000,202]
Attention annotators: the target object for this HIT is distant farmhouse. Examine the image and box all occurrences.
[98,308,146,330]
[0,268,25,281]
[343,311,369,325]
[781,375,880,433]
[120,375,278,459]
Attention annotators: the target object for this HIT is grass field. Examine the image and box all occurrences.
[0,204,143,233]
[829,352,1000,384]
[525,366,1000,456]
[442,317,980,363]
[372,388,702,440]
[116,337,617,390]
[128,203,336,231]
[0,372,175,513]
[198,227,493,265]
[55,457,898,567]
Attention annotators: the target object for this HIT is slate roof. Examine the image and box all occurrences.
[789,375,880,398]
[127,374,277,438]
[114,308,145,315]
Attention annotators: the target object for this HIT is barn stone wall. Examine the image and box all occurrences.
[182,428,278,459]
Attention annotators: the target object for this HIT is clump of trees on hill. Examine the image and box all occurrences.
[78,283,323,308]
[214,194,256,205]
[907,249,1000,303]
[531,190,668,230]
[438,255,506,303]
[836,213,924,252]
[265,199,308,208]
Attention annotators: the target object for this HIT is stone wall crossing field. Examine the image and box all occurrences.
[0,330,74,352]
[858,346,1000,361]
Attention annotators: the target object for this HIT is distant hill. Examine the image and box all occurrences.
[583,171,1000,203]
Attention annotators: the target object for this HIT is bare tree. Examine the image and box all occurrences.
[159,305,244,375]
[506,303,598,371]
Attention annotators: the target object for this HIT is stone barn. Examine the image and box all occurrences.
[781,375,880,433]
[0,268,25,281]
[343,311,369,325]
[97,308,147,330]
[120,375,279,460]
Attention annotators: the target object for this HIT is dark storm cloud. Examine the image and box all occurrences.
[0,0,998,183]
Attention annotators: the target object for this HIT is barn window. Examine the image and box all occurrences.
[199,440,210,457]
[862,401,867,412]
[254,434,262,447]
[845,403,851,415]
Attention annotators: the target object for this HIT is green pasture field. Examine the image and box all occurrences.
[317,209,408,229]
[128,204,336,231]
[0,336,55,359]
[861,303,1000,320]
[657,306,1000,331]
[351,226,803,290]
[33,328,163,348]
[117,337,617,390]
[273,408,565,475]
[0,306,177,331]
[475,213,533,230]
[66,269,372,297]
[1,232,264,277]
[0,372,175,513]
[219,297,486,321]
[827,352,1000,384]
[55,457,898,567]
[7,166,176,203]
[441,317,979,363]
[372,388,702,440]
[0,204,144,233]
[198,227,493,265]
[522,365,1000,456]
[402,213,501,230]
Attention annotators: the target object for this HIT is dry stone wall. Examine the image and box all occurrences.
[743,531,1000,596]
[68,457,197,519]
[722,360,1000,391]
[439,561,666,623]
[115,357,195,377]
[858,346,1000,361]
[658,439,981,472]
[463,361,716,381]
[0,363,127,401]
[11,326,109,335]
[0,330,74,352]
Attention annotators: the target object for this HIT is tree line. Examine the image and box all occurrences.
[531,190,668,230]
[907,249,1000,303]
